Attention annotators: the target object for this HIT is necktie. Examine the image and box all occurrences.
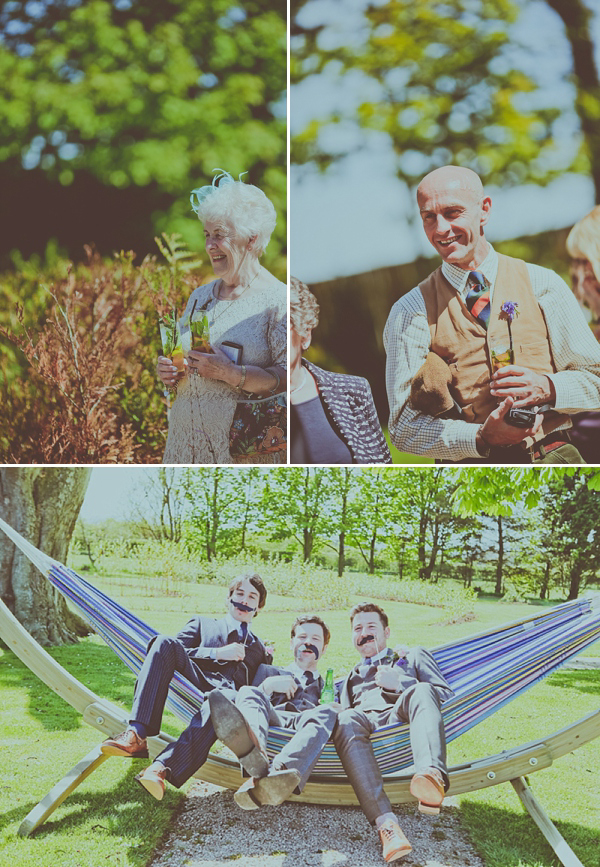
[304,671,315,686]
[239,622,248,641]
[465,270,490,329]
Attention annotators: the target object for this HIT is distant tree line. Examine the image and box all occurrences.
[81,466,600,603]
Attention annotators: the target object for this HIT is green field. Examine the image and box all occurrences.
[0,568,598,867]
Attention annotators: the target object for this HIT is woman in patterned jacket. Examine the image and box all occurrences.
[290,277,392,464]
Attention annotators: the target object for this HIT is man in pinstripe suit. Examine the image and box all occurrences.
[100,572,273,798]
[333,603,453,863]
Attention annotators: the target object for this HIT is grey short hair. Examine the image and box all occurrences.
[290,276,320,337]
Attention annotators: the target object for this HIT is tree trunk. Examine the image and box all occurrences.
[0,467,91,645]
[303,528,313,562]
[567,562,584,601]
[545,0,600,202]
[417,509,427,579]
[494,515,504,595]
[338,530,345,577]
[422,516,439,582]
[540,560,550,600]
[369,532,376,574]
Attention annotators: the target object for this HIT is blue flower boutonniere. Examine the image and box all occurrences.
[500,300,520,354]
[492,301,520,369]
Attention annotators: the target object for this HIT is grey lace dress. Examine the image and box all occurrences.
[162,277,287,464]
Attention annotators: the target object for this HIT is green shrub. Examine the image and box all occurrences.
[348,573,476,621]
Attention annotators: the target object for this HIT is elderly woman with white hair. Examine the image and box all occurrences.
[290,277,392,463]
[158,171,286,464]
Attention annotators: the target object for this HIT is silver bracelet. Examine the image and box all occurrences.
[267,368,281,394]
[235,364,247,393]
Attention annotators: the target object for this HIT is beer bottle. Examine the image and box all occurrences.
[319,668,336,704]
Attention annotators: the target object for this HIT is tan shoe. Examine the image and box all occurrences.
[209,691,269,778]
[101,728,148,758]
[233,768,301,810]
[135,762,168,801]
[410,767,445,814]
[378,820,412,862]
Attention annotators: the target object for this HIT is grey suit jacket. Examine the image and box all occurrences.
[252,662,323,713]
[338,646,454,710]
[148,615,272,691]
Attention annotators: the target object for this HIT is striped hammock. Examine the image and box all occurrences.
[2,515,600,777]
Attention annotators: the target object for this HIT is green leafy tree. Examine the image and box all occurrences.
[182,467,228,561]
[292,0,562,189]
[259,467,329,563]
[0,0,286,268]
[226,467,266,552]
[542,471,600,600]
[348,469,396,574]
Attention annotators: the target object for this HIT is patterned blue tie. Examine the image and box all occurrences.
[239,621,248,641]
[465,270,490,329]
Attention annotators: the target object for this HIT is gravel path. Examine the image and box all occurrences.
[149,779,485,867]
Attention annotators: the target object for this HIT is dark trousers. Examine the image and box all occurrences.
[333,682,447,825]
[156,687,237,788]
[130,635,208,737]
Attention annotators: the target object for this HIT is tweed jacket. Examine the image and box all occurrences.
[302,359,392,464]
[147,615,273,692]
[338,646,454,711]
[252,662,324,713]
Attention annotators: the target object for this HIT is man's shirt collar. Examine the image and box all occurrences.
[441,244,498,298]
[287,662,318,682]
[225,611,251,639]
[359,646,392,667]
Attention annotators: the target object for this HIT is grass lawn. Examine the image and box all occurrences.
[0,571,598,867]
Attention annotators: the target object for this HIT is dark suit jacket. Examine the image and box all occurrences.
[252,662,323,713]
[302,359,393,464]
[338,646,454,710]
[148,615,272,692]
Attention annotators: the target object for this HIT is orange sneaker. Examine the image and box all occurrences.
[135,762,168,801]
[410,767,445,814]
[378,820,412,862]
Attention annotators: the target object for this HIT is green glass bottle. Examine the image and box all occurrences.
[319,668,335,704]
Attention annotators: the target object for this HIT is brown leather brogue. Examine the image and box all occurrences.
[135,762,168,801]
[378,819,412,862]
[410,766,446,814]
[100,728,149,758]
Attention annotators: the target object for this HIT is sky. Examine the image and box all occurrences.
[290,0,600,283]
[79,467,153,523]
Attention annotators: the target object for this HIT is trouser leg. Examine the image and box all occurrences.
[130,635,205,736]
[157,687,237,788]
[394,682,448,789]
[273,705,339,792]
[235,686,271,751]
[333,708,391,824]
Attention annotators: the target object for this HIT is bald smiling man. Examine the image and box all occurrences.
[384,166,600,463]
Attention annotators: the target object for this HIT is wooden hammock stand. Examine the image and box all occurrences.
[1,596,597,867]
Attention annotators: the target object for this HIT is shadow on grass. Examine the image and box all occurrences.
[460,797,600,867]
[548,669,600,697]
[0,641,137,732]
[0,762,186,867]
